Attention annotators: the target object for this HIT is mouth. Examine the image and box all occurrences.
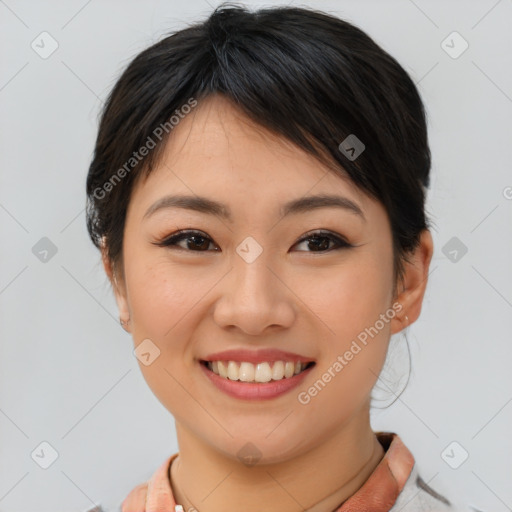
[199,358,316,400]
[199,348,317,400]
[200,359,316,383]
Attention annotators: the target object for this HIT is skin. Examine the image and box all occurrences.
[103,94,434,512]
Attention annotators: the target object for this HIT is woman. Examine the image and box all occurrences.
[86,4,473,511]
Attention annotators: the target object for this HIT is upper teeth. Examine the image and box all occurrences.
[207,361,307,382]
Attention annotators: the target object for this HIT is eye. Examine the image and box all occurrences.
[153,230,219,252]
[153,229,352,253]
[292,230,352,253]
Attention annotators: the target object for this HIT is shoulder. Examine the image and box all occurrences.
[116,454,178,512]
[389,463,483,512]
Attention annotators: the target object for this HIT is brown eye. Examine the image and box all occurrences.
[293,231,352,253]
[154,230,219,252]
[153,229,352,253]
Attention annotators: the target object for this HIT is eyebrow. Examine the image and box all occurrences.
[143,193,365,222]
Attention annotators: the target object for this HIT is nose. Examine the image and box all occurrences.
[212,250,296,336]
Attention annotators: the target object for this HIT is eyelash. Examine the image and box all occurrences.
[153,229,353,253]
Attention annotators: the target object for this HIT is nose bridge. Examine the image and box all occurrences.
[232,233,274,293]
[233,242,277,307]
[213,237,295,333]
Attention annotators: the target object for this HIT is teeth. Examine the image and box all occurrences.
[285,361,295,378]
[255,362,272,382]
[272,361,284,380]
[227,361,239,381]
[239,362,255,382]
[218,361,228,378]
[206,360,309,382]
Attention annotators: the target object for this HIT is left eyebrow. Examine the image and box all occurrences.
[143,193,365,222]
[280,194,365,222]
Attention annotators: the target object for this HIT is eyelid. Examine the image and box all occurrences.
[153,228,352,252]
[296,229,351,245]
[293,230,352,251]
[152,229,217,249]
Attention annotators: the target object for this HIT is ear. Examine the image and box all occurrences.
[101,239,131,332]
[390,229,434,335]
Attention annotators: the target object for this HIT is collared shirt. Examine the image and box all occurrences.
[138,432,478,512]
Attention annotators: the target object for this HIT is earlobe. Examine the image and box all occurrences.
[390,229,434,335]
[101,241,132,332]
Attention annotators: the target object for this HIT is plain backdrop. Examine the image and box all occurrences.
[1,0,511,511]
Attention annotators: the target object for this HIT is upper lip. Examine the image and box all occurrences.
[201,348,315,364]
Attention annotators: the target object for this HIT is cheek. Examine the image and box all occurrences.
[295,290,393,433]
[124,249,206,338]
[293,248,394,406]
[123,253,204,411]
[122,250,195,368]
[299,249,394,341]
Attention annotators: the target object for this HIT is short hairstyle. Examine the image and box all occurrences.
[86,3,431,292]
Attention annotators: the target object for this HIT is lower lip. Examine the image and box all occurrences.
[199,362,314,401]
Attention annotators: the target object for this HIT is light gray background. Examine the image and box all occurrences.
[1,0,511,511]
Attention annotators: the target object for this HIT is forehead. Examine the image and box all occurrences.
[130,94,372,216]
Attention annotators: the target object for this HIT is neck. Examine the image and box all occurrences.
[169,408,385,512]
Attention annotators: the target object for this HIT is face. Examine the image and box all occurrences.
[108,94,426,463]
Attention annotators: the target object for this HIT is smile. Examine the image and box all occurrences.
[199,348,316,400]
[202,360,315,383]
